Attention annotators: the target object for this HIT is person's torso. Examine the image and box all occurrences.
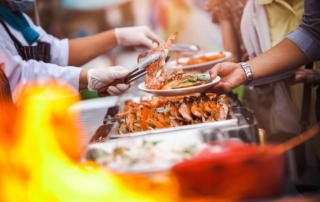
[260,0,304,47]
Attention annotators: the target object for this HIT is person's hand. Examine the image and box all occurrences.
[208,62,247,93]
[87,66,131,95]
[286,69,316,86]
[115,26,163,49]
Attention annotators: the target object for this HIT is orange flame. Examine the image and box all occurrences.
[0,79,178,202]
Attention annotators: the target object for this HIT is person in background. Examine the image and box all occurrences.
[240,0,320,192]
[0,0,162,100]
[290,68,320,121]
[208,0,320,135]
[204,0,248,63]
[208,0,320,92]
[151,0,191,40]
[240,0,308,136]
[204,0,248,100]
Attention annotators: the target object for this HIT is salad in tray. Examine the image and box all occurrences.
[89,140,208,173]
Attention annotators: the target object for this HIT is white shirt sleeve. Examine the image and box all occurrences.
[23,14,70,66]
[0,43,81,100]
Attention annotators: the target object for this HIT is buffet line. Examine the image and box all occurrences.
[83,32,316,201]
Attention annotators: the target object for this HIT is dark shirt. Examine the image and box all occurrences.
[286,0,320,62]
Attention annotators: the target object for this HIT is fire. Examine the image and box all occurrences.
[0,79,178,202]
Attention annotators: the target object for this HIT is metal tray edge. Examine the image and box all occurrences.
[108,110,238,139]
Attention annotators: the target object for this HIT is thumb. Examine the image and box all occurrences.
[108,66,129,80]
[140,35,157,49]
[209,66,218,80]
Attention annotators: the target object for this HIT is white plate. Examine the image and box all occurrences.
[138,75,220,96]
[167,51,232,72]
[246,69,296,86]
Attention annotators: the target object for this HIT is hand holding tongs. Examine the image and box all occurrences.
[98,52,167,97]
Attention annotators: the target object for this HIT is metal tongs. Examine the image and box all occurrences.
[170,43,201,55]
[98,52,168,97]
[125,52,162,84]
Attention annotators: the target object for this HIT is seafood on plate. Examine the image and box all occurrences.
[138,32,178,90]
[176,51,226,66]
[161,70,210,90]
[139,32,211,90]
[115,93,231,134]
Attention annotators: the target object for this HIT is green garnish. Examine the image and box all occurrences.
[197,74,210,81]
[181,75,209,83]
[152,141,161,146]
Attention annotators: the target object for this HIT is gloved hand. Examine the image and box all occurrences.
[115,26,163,49]
[87,66,131,95]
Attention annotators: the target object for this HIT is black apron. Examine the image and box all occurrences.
[0,18,51,63]
[0,18,51,105]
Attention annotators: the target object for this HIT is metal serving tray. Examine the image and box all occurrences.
[86,107,259,162]
[108,111,238,139]
[107,95,242,139]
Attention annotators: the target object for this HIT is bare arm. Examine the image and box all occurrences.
[218,16,242,62]
[209,39,308,93]
[248,39,308,79]
[68,30,118,67]
[208,0,320,93]
[79,69,89,90]
[68,26,163,67]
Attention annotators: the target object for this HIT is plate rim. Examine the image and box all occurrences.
[167,51,232,69]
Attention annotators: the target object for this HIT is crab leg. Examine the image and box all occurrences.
[178,97,193,123]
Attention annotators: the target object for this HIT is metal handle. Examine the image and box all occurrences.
[124,56,171,84]
[97,79,124,97]
[129,52,162,73]
[170,43,200,55]
[98,55,171,96]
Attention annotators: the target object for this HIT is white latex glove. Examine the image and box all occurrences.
[87,66,131,95]
[115,26,163,49]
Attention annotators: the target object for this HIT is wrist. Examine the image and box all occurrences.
[238,62,253,85]
[114,28,122,46]
[79,68,89,90]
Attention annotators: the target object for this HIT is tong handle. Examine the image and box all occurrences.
[129,52,162,73]
[170,43,200,54]
[97,79,124,97]
[97,55,171,97]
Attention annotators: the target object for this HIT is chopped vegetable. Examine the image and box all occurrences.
[181,75,209,83]
[93,140,207,172]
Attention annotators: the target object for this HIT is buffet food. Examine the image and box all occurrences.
[94,140,208,173]
[158,70,210,90]
[138,32,211,90]
[115,93,231,134]
[137,32,177,90]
